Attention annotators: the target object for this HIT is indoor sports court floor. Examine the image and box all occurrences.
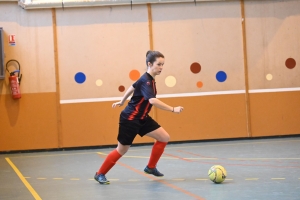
[1,137,300,200]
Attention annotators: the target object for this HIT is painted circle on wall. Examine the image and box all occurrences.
[74,72,86,84]
[266,74,273,81]
[129,70,140,81]
[216,71,227,82]
[96,79,103,86]
[190,62,201,74]
[197,81,203,88]
[119,85,125,92]
[165,76,176,87]
[285,58,296,69]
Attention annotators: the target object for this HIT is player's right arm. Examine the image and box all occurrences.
[112,86,135,108]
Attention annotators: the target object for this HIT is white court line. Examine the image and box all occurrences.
[249,87,300,93]
[60,87,300,104]
[128,139,300,152]
[8,139,300,158]
[229,158,300,160]
[156,90,245,98]
[60,97,124,104]
[60,90,245,104]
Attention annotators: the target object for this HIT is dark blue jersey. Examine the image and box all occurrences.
[121,72,157,120]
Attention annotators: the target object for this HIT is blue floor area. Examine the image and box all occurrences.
[1,137,300,200]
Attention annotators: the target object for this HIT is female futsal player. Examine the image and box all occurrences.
[94,50,184,184]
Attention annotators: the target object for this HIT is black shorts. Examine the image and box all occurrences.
[117,115,161,145]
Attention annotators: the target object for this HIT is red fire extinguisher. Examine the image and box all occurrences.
[6,59,22,99]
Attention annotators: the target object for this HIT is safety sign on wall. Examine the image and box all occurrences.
[9,35,16,46]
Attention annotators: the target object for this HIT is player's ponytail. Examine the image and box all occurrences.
[146,50,164,67]
[146,50,152,57]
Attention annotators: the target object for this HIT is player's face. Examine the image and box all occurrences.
[149,57,165,76]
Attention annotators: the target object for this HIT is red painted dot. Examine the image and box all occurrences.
[285,58,296,69]
[118,85,125,92]
[190,62,201,74]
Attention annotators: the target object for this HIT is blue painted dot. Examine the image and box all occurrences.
[216,71,227,82]
[74,72,86,84]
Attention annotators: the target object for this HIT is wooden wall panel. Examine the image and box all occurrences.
[60,94,248,147]
[60,101,154,148]
[245,0,300,89]
[249,91,300,137]
[156,94,248,141]
[55,5,150,100]
[0,2,56,94]
[0,93,58,151]
[151,2,245,93]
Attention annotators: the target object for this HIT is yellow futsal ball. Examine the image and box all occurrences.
[208,165,227,184]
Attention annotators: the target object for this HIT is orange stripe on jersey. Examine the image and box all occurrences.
[128,97,144,120]
[141,102,151,119]
[152,80,156,94]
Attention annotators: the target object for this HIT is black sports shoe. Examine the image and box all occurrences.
[94,172,110,185]
[144,166,164,177]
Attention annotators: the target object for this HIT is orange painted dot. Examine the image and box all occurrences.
[119,85,125,92]
[129,70,140,81]
[197,81,203,88]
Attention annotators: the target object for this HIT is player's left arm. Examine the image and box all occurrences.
[140,80,184,113]
[149,98,184,114]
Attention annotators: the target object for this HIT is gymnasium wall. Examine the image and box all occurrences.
[0,2,58,151]
[245,0,300,136]
[0,0,299,151]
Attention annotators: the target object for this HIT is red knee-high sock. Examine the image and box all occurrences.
[147,141,167,168]
[97,149,122,175]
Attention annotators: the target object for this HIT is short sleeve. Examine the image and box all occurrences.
[132,80,138,88]
[139,80,156,100]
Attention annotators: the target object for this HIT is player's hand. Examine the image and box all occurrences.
[112,101,123,108]
[173,106,184,114]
